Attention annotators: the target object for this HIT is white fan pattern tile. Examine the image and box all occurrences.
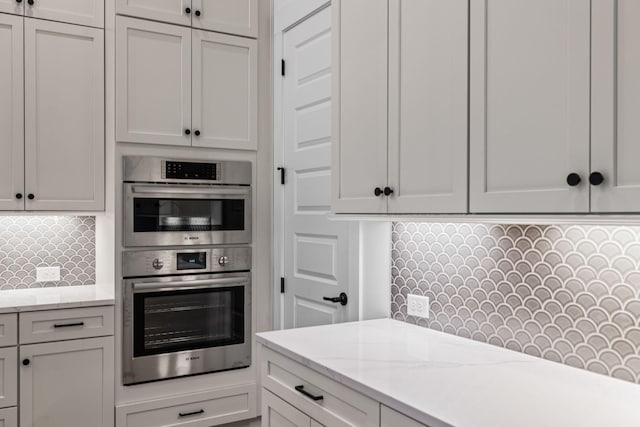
[391,222,640,383]
[0,216,95,290]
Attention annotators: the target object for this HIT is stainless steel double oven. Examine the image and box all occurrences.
[122,156,252,385]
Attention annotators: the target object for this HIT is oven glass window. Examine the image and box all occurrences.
[133,198,245,233]
[133,286,244,357]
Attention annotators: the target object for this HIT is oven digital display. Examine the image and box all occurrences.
[177,252,207,270]
[165,161,217,180]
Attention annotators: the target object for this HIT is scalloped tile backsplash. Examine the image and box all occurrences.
[0,216,95,290]
[391,222,640,383]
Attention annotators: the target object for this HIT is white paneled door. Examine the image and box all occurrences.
[469,0,591,213]
[280,5,353,329]
[192,0,258,38]
[0,14,23,211]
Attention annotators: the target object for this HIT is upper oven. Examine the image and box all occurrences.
[123,156,251,247]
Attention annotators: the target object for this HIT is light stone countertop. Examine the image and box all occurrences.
[0,285,115,313]
[257,319,640,427]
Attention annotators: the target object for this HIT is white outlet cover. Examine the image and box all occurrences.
[36,266,61,282]
[407,294,430,319]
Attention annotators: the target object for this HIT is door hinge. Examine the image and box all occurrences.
[277,167,286,185]
[281,59,286,76]
[280,277,285,293]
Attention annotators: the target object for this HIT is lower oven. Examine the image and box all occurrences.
[122,247,251,385]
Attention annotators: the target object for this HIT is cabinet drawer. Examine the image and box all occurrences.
[0,407,17,427]
[0,348,17,409]
[0,315,17,348]
[19,306,114,344]
[381,405,429,427]
[116,385,257,427]
[261,348,379,427]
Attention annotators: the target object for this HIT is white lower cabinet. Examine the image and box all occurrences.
[0,348,17,409]
[263,389,318,427]
[381,405,428,427]
[0,407,17,427]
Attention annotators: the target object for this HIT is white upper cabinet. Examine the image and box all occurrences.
[116,0,191,27]
[387,0,468,214]
[192,30,257,150]
[0,0,22,16]
[24,18,104,211]
[0,14,24,211]
[116,16,192,147]
[25,0,104,28]
[469,0,591,213]
[332,0,388,214]
[192,0,258,38]
[591,0,640,212]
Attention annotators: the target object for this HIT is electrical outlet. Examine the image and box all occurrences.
[36,266,60,282]
[407,294,430,319]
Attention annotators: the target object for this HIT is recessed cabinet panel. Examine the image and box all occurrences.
[331,0,388,214]
[262,389,311,427]
[0,348,17,409]
[387,0,468,214]
[192,30,257,150]
[470,0,590,213]
[25,0,104,28]
[116,17,192,147]
[116,0,191,27]
[24,19,104,211]
[591,1,640,212]
[0,14,23,211]
[192,0,258,38]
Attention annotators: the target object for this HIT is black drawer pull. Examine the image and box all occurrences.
[54,322,85,328]
[179,409,204,418]
[295,385,323,401]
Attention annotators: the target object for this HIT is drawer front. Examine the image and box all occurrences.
[0,315,17,348]
[116,385,257,427]
[0,407,17,427]
[261,348,379,427]
[381,405,429,427]
[0,348,17,409]
[19,306,114,344]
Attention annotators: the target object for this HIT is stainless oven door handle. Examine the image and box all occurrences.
[133,277,247,293]
[130,185,250,196]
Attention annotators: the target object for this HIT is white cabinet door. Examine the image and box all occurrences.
[24,19,104,211]
[0,14,23,211]
[591,0,640,212]
[0,408,17,427]
[25,0,104,28]
[381,405,428,427]
[192,0,258,38]
[116,17,192,146]
[262,389,311,427]
[0,0,22,16]
[387,0,468,214]
[331,0,388,214]
[0,348,17,409]
[469,0,590,213]
[116,0,191,27]
[192,30,257,150]
[20,336,114,427]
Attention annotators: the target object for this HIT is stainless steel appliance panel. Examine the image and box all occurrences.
[123,156,251,185]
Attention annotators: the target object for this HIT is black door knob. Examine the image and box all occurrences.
[384,186,394,196]
[185,129,191,135]
[185,7,191,14]
[195,10,201,16]
[27,194,34,200]
[22,359,30,366]
[566,173,581,187]
[323,293,348,306]
[194,130,201,136]
[589,172,605,186]
[15,193,22,200]
[374,187,383,197]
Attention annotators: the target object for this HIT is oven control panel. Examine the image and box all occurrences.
[123,247,251,277]
[164,161,219,181]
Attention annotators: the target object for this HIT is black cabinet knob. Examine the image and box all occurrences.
[566,173,581,187]
[185,129,191,135]
[374,187,383,197]
[194,130,201,136]
[384,186,394,196]
[15,193,22,200]
[589,171,605,186]
[185,7,191,14]
[16,0,22,3]
[22,359,30,366]
[27,194,34,200]
[27,0,33,5]
[195,10,201,16]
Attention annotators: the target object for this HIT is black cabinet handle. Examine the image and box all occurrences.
[22,359,30,366]
[15,193,22,200]
[178,409,204,418]
[185,129,191,135]
[589,171,605,186]
[185,7,191,14]
[566,173,581,187]
[194,130,201,136]
[323,292,348,306]
[54,322,84,328]
[295,385,323,401]
[27,194,34,200]
[384,186,394,196]
[195,10,201,16]
[374,187,383,197]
